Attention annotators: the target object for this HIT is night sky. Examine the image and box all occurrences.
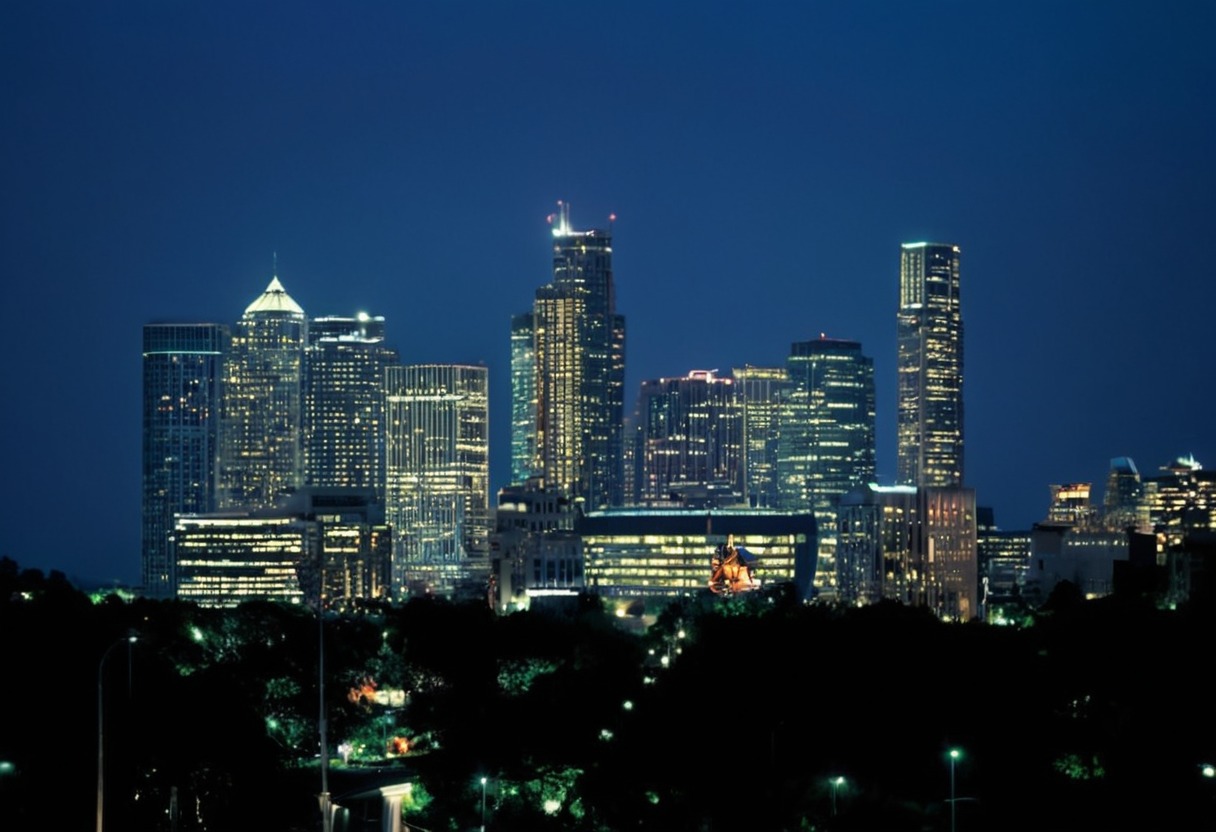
[2,2,1212,586]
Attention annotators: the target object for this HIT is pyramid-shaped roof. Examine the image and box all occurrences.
[243,276,305,317]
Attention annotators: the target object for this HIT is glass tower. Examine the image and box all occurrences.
[509,312,537,485]
[897,242,963,487]
[530,202,625,508]
[633,370,744,503]
[219,276,307,510]
[304,313,398,497]
[141,323,227,597]
[732,365,790,509]
[777,336,876,593]
[384,363,490,596]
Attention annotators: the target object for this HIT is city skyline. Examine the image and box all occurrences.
[2,2,1213,585]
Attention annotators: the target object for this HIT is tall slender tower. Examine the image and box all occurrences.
[732,365,790,509]
[897,242,963,487]
[304,313,398,497]
[219,276,307,510]
[509,312,537,485]
[531,202,625,508]
[142,323,227,597]
[384,363,490,596]
[777,336,876,595]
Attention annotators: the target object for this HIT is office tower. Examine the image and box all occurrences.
[897,242,963,487]
[304,313,398,496]
[633,370,744,504]
[1143,454,1216,550]
[173,487,391,609]
[1103,456,1149,532]
[918,486,978,620]
[384,363,490,596]
[975,507,1032,619]
[732,365,790,509]
[510,312,537,485]
[579,507,816,603]
[836,484,977,619]
[836,484,918,607]
[777,336,876,595]
[219,276,307,510]
[529,202,625,509]
[141,323,228,598]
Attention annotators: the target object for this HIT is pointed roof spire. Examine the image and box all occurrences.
[244,272,305,317]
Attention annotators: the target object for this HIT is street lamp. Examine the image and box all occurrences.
[829,776,845,816]
[947,748,962,832]
[480,776,488,832]
[97,631,137,832]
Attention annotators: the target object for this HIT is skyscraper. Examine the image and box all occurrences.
[141,323,227,597]
[897,242,963,487]
[777,336,876,594]
[304,313,398,497]
[632,370,744,504]
[384,363,490,596]
[732,365,789,509]
[219,276,307,510]
[509,312,537,486]
[529,202,625,508]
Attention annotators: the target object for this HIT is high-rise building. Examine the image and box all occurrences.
[509,312,537,485]
[304,313,398,497]
[731,365,789,509]
[1103,456,1149,532]
[219,276,307,510]
[141,323,228,597]
[632,370,744,504]
[777,336,876,595]
[836,483,978,620]
[528,202,625,509]
[173,487,391,609]
[384,363,490,596]
[897,242,963,488]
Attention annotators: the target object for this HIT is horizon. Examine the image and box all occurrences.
[2,1,1213,585]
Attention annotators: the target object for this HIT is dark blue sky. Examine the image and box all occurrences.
[2,1,1213,586]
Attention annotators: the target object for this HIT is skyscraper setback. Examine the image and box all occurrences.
[524,203,625,507]
[897,242,963,488]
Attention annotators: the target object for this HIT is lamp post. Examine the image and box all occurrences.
[948,748,962,832]
[97,631,137,832]
[480,776,487,832]
[830,776,844,816]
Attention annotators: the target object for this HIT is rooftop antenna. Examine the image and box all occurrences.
[273,251,278,278]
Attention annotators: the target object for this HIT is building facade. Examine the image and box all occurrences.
[384,363,490,596]
[632,370,744,504]
[836,484,978,620]
[732,365,789,509]
[172,488,390,609]
[304,313,398,497]
[579,508,817,602]
[218,276,307,510]
[777,337,876,596]
[528,202,626,509]
[897,242,963,488]
[509,312,537,486]
[141,322,228,598]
